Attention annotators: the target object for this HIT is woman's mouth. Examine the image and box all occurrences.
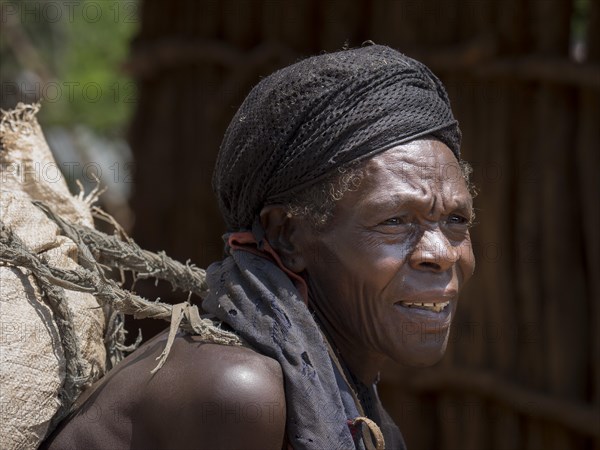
[398,301,450,313]
[393,297,454,332]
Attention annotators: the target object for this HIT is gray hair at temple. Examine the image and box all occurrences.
[212,44,463,232]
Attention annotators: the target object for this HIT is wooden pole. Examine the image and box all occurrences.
[577,1,600,449]
[400,366,600,438]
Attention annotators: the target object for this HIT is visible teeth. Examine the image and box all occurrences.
[401,301,449,312]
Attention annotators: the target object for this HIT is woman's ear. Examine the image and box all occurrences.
[259,205,307,273]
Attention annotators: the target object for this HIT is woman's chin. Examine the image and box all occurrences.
[387,331,450,367]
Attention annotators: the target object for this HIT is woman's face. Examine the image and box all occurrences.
[299,139,475,367]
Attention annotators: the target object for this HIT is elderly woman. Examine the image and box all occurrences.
[42,44,474,450]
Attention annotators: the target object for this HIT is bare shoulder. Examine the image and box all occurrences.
[140,333,287,449]
[43,331,286,450]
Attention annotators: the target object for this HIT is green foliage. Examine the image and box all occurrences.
[571,0,590,42]
[42,0,139,135]
[0,0,139,135]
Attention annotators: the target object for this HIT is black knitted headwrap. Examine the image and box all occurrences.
[213,44,461,231]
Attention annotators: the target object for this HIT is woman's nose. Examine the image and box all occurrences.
[409,227,459,272]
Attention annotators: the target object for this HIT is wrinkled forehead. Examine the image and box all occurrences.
[362,139,470,199]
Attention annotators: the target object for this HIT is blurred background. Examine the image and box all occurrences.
[1,0,598,449]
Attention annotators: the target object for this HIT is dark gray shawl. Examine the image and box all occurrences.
[202,242,405,449]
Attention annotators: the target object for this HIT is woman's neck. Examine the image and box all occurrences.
[306,280,386,386]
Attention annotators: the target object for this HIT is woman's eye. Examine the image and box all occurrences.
[380,217,406,226]
[446,214,470,226]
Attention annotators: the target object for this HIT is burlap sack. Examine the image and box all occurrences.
[0,103,108,450]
